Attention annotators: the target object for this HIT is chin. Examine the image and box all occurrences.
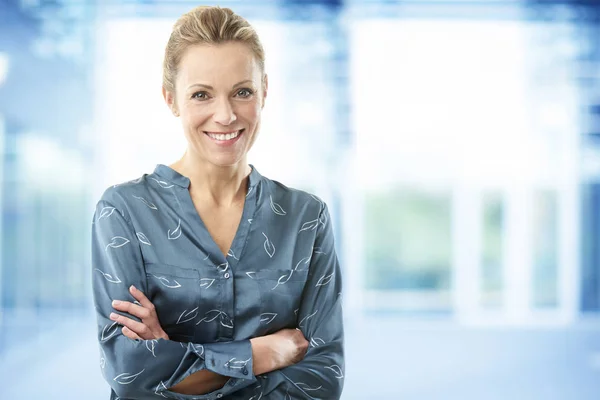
[209,155,246,168]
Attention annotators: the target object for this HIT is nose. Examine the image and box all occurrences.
[212,97,237,126]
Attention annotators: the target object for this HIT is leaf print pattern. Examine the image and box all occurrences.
[97,206,116,221]
[216,262,229,273]
[262,232,275,258]
[132,195,157,210]
[105,236,130,251]
[316,272,335,287]
[155,381,169,398]
[224,357,251,369]
[149,274,181,289]
[177,307,198,324]
[95,268,122,284]
[272,255,311,290]
[313,246,326,255]
[114,369,145,385]
[325,364,344,379]
[296,382,323,392]
[220,313,234,329]
[193,344,205,358]
[260,313,277,324]
[145,339,158,357]
[248,392,263,400]
[101,321,119,341]
[299,310,318,329]
[200,278,215,289]
[168,219,181,240]
[271,271,294,290]
[246,271,256,279]
[310,337,325,347]
[227,249,239,260]
[319,209,328,227]
[270,195,286,215]
[150,177,174,189]
[310,194,323,206]
[294,256,312,272]
[196,310,222,324]
[299,219,319,233]
[195,310,234,328]
[135,232,151,246]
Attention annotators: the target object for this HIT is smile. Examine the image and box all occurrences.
[204,129,243,142]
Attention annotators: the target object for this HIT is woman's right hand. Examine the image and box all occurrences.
[110,285,170,341]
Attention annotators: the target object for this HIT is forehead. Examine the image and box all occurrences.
[177,42,260,87]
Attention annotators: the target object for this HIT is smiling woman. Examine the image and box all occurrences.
[91,5,344,400]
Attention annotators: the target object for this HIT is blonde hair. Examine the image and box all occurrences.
[162,6,266,94]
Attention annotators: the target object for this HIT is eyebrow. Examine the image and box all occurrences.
[187,80,254,91]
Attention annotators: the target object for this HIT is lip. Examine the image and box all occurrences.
[203,129,244,146]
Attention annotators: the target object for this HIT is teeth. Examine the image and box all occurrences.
[208,131,240,141]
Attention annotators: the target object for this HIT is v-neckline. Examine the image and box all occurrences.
[153,164,261,268]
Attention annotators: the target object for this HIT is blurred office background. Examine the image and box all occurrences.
[1,0,600,398]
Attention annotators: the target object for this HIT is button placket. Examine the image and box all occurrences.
[216,260,234,339]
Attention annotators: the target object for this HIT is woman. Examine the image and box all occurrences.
[91,6,344,400]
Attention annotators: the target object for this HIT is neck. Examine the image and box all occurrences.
[171,152,250,208]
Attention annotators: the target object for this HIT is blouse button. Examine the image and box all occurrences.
[224,272,230,279]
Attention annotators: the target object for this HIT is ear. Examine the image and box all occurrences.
[261,74,268,109]
[162,86,179,117]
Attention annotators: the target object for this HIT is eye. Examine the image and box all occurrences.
[192,91,209,100]
[236,88,254,98]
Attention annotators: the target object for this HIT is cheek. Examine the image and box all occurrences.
[238,98,261,117]
[183,106,209,128]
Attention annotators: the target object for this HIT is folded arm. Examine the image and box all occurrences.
[245,203,345,399]
[93,199,258,399]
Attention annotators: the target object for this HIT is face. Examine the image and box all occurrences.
[163,41,267,168]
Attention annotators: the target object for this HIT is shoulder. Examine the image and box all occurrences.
[260,175,327,216]
[95,174,154,220]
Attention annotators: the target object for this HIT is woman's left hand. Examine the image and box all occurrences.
[110,285,169,341]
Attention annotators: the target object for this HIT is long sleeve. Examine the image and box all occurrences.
[247,203,345,400]
[92,198,256,400]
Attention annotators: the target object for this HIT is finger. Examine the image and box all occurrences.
[112,300,151,320]
[110,312,150,338]
[129,285,155,310]
[122,326,142,340]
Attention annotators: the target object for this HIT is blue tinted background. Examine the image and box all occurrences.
[1,0,599,398]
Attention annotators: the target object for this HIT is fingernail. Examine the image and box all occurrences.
[112,300,121,306]
[109,312,118,320]
[129,285,136,292]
